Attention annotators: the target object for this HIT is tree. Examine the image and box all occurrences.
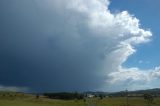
[36,94,39,99]
[99,94,105,100]
[144,93,154,105]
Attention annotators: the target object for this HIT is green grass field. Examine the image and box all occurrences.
[0,92,160,106]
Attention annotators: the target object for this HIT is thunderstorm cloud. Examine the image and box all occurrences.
[0,0,159,92]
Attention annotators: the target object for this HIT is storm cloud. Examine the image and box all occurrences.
[0,0,159,92]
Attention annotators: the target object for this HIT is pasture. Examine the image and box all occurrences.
[0,92,160,106]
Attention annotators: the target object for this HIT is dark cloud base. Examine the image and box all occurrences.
[0,0,107,92]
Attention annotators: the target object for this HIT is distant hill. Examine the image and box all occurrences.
[83,88,160,97]
[1,88,160,98]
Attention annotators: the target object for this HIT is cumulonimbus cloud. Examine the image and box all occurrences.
[0,0,159,92]
[36,0,160,91]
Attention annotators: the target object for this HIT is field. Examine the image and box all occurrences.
[0,92,160,106]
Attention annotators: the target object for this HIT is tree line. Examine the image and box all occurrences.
[43,92,84,100]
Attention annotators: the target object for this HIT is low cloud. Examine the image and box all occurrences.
[107,67,160,91]
[0,85,28,92]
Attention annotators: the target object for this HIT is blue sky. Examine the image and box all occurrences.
[110,0,160,70]
[0,0,160,92]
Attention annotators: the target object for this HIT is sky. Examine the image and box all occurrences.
[0,0,160,92]
[110,0,160,70]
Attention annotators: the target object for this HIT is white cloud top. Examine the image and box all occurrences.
[33,0,159,91]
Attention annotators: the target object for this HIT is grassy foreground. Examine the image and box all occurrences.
[0,92,160,106]
[0,92,87,106]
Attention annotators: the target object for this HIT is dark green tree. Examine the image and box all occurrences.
[99,94,104,100]
[36,94,39,99]
[144,93,154,106]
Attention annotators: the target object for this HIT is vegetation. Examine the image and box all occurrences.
[44,92,84,100]
[0,91,160,106]
[143,93,154,105]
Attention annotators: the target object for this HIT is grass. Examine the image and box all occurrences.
[0,92,160,106]
[93,97,160,106]
[0,92,87,106]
